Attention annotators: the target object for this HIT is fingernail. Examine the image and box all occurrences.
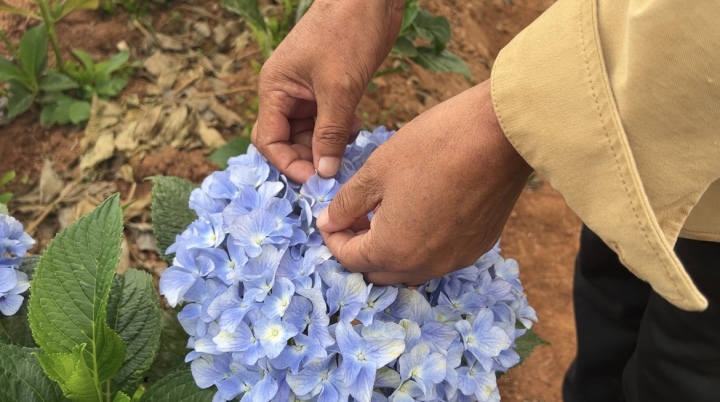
[317,209,329,229]
[318,157,340,178]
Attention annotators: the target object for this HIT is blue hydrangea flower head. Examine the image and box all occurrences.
[0,214,33,317]
[160,127,536,401]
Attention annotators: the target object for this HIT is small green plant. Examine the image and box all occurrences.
[99,0,171,16]
[220,0,470,81]
[0,194,216,402]
[390,0,471,82]
[221,0,310,60]
[0,25,132,125]
[40,50,132,125]
[0,170,15,214]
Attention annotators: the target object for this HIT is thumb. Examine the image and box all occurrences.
[317,166,382,233]
[313,80,364,178]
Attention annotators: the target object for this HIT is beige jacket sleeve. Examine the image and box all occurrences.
[490,0,720,311]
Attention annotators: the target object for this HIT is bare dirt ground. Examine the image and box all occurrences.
[0,0,578,400]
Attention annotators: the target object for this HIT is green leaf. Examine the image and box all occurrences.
[209,135,252,169]
[72,49,95,73]
[113,391,131,402]
[36,344,103,401]
[0,255,39,347]
[28,194,127,399]
[68,100,91,124]
[95,77,128,98]
[149,177,198,263]
[107,269,162,397]
[57,0,100,20]
[294,0,312,23]
[0,56,27,84]
[39,71,79,92]
[0,343,68,401]
[0,203,7,215]
[412,10,451,52]
[145,308,190,385]
[139,370,214,402]
[399,0,420,35]
[95,51,130,76]
[19,25,48,84]
[410,47,472,82]
[0,170,14,187]
[0,1,40,19]
[222,0,267,31]
[392,36,418,57]
[8,80,34,119]
[514,328,548,366]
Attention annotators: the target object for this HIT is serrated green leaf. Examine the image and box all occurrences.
[392,36,418,57]
[410,47,472,82]
[145,307,190,385]
[0,1,40,19]
[19,25,47,84]
[0,56,26,84]
[412,10,451,52]
[149,176,197,263]
[39,71,79,92]
[113,391,131,402]
[57,0,99,20]
[0,343,67,401]
[28,194,127,399]
[515,328,548,366]
[68,100,91,124]
[107,269,161,397]
[399,0,420,35]
[8,80,34,119]
[209,136,252,169]
[139,370,214,402]
[37,344,101,401]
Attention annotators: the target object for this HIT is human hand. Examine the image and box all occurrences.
[252,0,405,183]
[317,80,533,285]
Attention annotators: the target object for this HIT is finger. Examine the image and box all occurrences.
[316,167,382,233]
[364,271,413,286]
[255,102,315,183]
[290,131,313,148]
[347,115,363,144]
[289,117,316,136]
[313,79,364,177]
[321,228,380,273]
[290,143,313,161]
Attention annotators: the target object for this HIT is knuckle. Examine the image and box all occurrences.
[314,125,350,147]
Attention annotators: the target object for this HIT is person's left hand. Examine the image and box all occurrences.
[316,80,533,285]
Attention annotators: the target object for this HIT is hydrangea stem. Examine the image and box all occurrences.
[35,0,64,72]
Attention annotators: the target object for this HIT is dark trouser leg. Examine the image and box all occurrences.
[563,226,651,402]
[623,237,720,402]
[563,226,720,402]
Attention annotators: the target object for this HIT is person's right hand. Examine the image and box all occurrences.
[251,0,405,183]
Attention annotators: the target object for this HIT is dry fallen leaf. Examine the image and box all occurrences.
[196,117,226,149]
[38,159,65,204]
[210,100,244,127]
[155,33,185,51]
[143,51,187,77]
[80,130,116,171]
